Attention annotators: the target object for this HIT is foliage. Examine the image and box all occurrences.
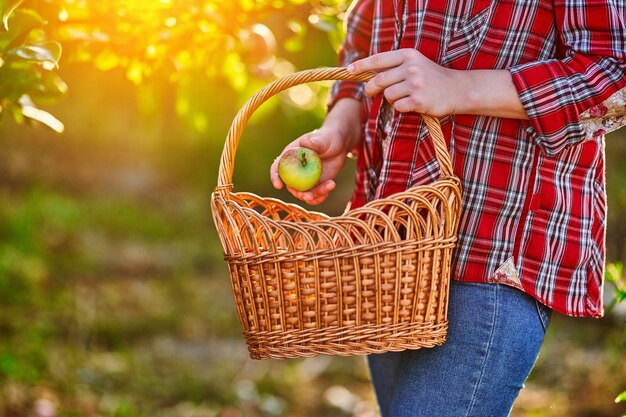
[606,263,626,313]
[0,0,65,132]
[606,262,626,408]
[0,0,350,133]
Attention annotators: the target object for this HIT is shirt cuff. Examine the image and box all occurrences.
[509,60,587,157]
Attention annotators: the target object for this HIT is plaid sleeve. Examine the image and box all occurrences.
[328,0,374,110]
[509,0,626,157]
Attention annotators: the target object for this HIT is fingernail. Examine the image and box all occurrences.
[347,64,355,73]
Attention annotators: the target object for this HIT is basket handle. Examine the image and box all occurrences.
[216,67,455,192]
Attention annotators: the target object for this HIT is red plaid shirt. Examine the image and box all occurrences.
[330,0,626,317]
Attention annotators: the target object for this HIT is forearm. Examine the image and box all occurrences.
[453,69,528,120]
[323,98,363,152]
[349,50,529,119]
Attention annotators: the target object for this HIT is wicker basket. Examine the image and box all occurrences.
[211,67,462,360]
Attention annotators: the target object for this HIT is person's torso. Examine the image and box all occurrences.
[351,0,605,317]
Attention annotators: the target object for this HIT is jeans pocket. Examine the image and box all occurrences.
[534,300,552,333]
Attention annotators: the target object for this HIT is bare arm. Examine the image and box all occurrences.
[348,49,528,119]
[455,69,528,119]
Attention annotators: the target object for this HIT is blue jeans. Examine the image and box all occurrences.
[367,280,551,417]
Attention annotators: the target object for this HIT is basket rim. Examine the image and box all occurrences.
[211,174,462,258]
[212,174,462,223]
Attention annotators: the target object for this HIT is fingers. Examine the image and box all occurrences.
[270,157,283,189]
[270,127,342,204]
[390,96,417,113]
[288,180,336,206]
[270,138,301,189]
[347,49,451,115]
[299,132,328,155]
[363,66,406,96]
[347,50,411,74]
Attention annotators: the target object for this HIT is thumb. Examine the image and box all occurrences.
[300,133,329,155]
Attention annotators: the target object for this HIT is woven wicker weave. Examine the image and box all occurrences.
[211,67,462,360]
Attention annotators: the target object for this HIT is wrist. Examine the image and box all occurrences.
[450,70,478,115]
[323,98,363,153]
[451,69,528,119]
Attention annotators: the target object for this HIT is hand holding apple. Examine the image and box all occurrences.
[270,128,343,205]
[277,147,322,192]
[270,98,363,205]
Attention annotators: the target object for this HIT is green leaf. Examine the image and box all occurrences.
[606,262,624,285]
[18,94,64,133]
[1,0,24,31]
[36,71,67,97]
[7,40,61,69]
[0,9,46,52]
[0,63,41,100]
[616,390,626,403]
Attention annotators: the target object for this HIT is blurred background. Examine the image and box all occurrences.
[0,1,624,416]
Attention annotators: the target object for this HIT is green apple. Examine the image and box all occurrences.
[277,147,322,192]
